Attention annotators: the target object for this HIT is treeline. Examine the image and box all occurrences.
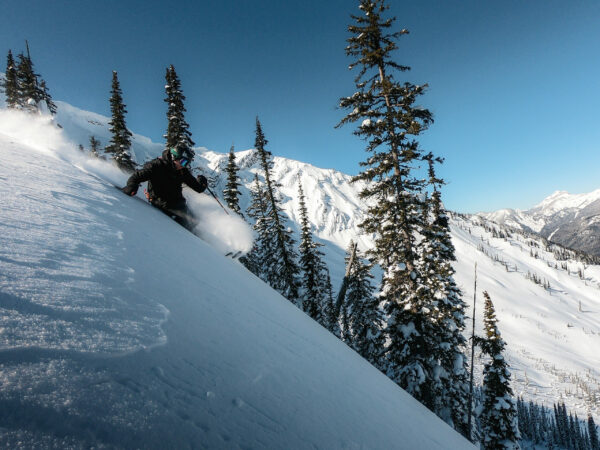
[517,398,599,450]
[1,42,56,114]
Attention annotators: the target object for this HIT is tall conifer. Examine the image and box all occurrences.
[297,179,329,323]
[106,71,135,171]
[164,65,195,157]
[342,242,384,369]
[478,291,520,450]
[223,145,243,216]
[338,0,435,402]
[2,50,19,108]
[590,415,599,450]
[420,153,470,434]
[254,117,300,302]
[16,52,43,111]
[244,174,271,277]
[39,79,56,115]
[323,272,341,337]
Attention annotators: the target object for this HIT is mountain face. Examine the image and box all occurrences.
[479,190,600,256]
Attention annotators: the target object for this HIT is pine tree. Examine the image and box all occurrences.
[322,271,341,337]
[297,179,329,324]
[254,117,300,302]
[342,242,384,369]
[2,50,19,108]
[420,153,470,435]
[244,174,271,278]
[478,291,520,450]
[89,136,102,158]
[589,414,599,450]
[39,78,56,115]
[223,145,243,216]
[105,71,135,171]
[16,52,44,111]
[164,65,195,156]
[338,0,435,406]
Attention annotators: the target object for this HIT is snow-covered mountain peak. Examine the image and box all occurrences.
[532,188,600,215]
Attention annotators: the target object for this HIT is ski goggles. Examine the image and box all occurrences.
[178,157,190,168]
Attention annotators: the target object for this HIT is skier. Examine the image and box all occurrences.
[121,146,208,231]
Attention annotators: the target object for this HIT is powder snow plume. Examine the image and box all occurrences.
[0,109,254,257]
[186,193,254,256]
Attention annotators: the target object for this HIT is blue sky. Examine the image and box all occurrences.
[2,0,600,213]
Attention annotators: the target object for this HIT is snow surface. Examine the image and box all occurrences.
[0,111,473,447]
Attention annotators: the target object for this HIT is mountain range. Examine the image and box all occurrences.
[479,189,600,257]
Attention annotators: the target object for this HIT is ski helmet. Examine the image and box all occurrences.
[169,146,192,167]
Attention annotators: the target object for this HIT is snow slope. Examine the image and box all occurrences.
[0,112,473,447]
[449,215,600,421]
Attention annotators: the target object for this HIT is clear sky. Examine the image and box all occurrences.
[2,0,600,213]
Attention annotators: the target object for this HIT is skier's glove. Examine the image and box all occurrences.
[122,185,138,196]
[197,175,208,192]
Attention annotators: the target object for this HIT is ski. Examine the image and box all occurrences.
[225,250,243,260]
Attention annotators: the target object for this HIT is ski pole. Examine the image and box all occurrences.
[206,186,229,215]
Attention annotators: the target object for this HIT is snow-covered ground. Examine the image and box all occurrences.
[0,111,474,447]
[450,216,600,421]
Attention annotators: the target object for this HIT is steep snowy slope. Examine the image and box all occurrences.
[0,112,474,448]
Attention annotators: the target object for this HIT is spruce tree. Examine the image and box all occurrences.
[338,0,435,404]
[164,65,195,157]
[16,52,44,111]
[223,145,243,216]
[589,415,599,450]
[322,271,341,337]
[342,242,385,369]
[39,78,56,115]
[89,136,102,158]
[105,71,135,171]
[254,117,300,303]
[478,291,520,450]
[2,50,19,108]
[297,179,329,323]
[244,174,271,278]
[420,153,470,435]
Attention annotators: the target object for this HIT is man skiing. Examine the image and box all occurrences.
[122,145,208,231]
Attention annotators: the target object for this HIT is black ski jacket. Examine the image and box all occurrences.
[125,149,206,209]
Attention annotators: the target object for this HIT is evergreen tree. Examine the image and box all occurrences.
[223,145,243,216]
[39,78,56,115]
[420,153,470,435]
[164,64,195,156]
[254,117,300,303]
[16,52,44,111]
[589,414,599,450]
[478,291,520,450]
[338,0,436,403]
[342,242,384,369]
[244,174,271,278]
[89,136,102,158]
[297,179,329,323]
[322,272,341,337]
[105,71,135,171]
[2,50,19,108]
